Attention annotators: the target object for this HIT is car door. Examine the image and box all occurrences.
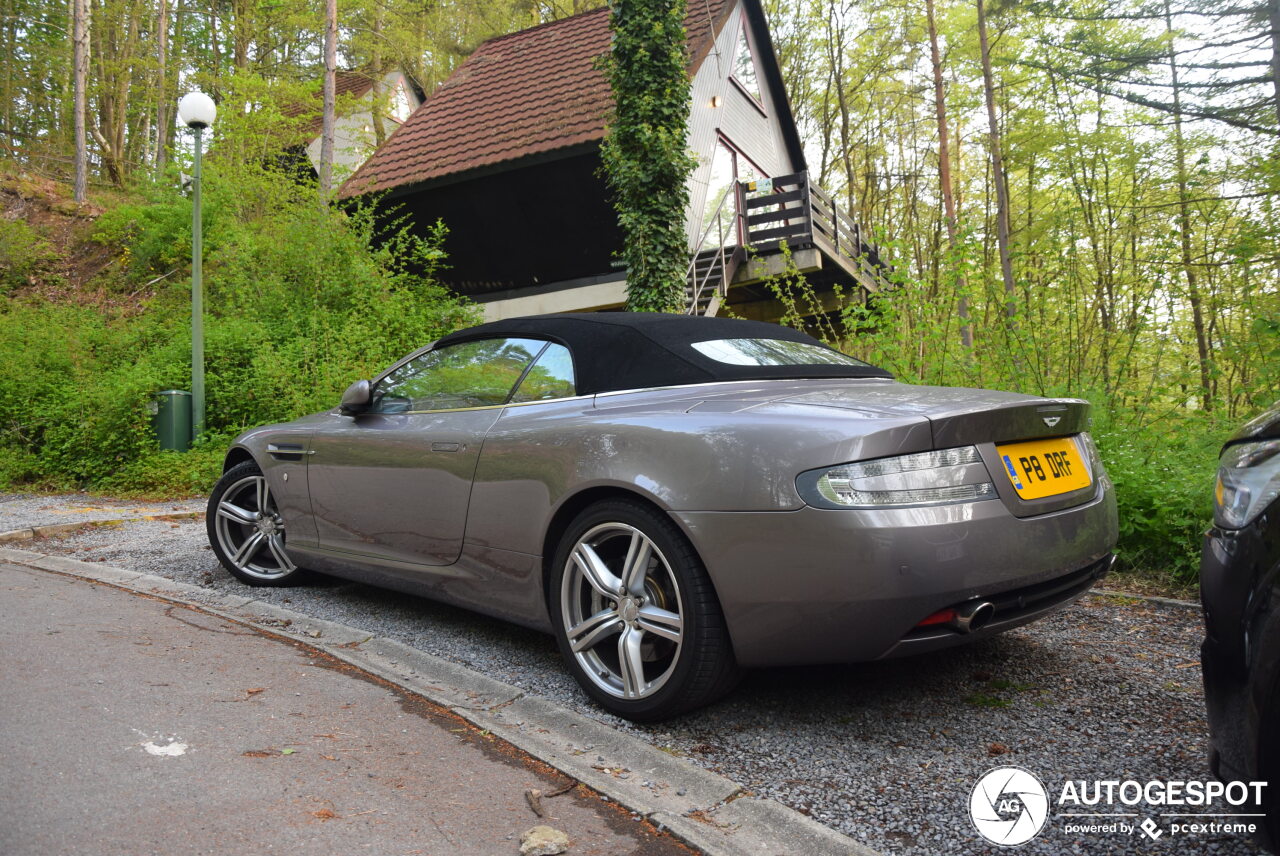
[306,337,549,567]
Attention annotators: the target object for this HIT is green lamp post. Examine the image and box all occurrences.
[177,91,216,443]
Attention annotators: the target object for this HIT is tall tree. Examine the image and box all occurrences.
[976,0,1016,321]
[1269,0,1280,129]
[370,3,386,147]
[1164,0,1213,410]
[72,0,88,202]
[925,0,970,348]
[319,0,337,200]
[89,0,143,186]
[153,0,169,175]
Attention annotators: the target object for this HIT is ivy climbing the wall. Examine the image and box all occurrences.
[601,0,698,314]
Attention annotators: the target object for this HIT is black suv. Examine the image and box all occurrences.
[1202,403,1280,852]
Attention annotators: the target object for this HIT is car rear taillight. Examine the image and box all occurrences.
[798,446,997,509]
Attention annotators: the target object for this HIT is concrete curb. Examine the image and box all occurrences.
[0,512,203,544]
[0,545,878,856]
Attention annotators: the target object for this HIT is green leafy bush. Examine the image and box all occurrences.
[0,164,479,496]
[1093,416,1219,585]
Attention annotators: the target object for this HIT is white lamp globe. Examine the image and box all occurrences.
[177,92,217,129]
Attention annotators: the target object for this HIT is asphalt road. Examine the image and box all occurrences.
[7,497,1267,856]
[0,561,692,856]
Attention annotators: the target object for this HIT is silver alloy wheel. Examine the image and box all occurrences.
[213,474,296,580]
[560,522,685,700]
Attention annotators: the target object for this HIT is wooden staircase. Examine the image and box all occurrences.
[685,245,744,316]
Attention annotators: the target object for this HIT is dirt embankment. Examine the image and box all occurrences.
[1,169,145,310]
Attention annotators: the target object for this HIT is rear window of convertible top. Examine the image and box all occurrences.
[690,338,871,368]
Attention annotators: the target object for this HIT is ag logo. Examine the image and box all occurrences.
[969,766,1050,846]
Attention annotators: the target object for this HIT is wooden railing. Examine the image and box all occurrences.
[740,171,886,288]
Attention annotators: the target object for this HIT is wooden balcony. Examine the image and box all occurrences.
[734,171,890,295]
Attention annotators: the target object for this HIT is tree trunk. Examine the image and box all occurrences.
[371,5,386,147]
[209,0,221,83]
[976,0,1016,321]
[89,0,140,187]
[2,17,13,156]
[73,0,89,201]
[154,0,169,175]
[319,0,337,201]
[1270,0,1280,130]
[1165,0,1213,411]
[232,0,250,69]
[926,0,970,348]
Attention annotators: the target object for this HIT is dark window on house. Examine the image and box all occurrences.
[731,22,762,106]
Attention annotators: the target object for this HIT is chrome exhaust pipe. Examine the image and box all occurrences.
[950,600,996,634]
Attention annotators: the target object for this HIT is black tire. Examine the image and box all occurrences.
[206,460,311,587]
[549,498,740,721]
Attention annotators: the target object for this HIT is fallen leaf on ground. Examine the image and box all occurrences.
[525,788,545,817]
[312,809,336,820]
[281,748,296,755]
[989,743,1009,756]
[245,687,265,696]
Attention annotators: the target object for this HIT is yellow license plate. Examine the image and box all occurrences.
[996,437,1091,500]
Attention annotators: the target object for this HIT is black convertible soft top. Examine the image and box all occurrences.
[432,312,893,395]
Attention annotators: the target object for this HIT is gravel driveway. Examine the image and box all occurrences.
[9,496,1262,856]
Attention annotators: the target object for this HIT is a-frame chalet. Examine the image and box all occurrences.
[339,0,887,322]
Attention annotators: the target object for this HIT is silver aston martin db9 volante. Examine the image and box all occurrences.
[208,313,1118,720]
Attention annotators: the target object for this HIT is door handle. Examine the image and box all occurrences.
[430,442,461,452]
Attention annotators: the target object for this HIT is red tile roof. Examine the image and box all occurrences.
[339,1,734,198]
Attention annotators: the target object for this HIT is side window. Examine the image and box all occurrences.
[511,343,576,403]
[731,20,762,106]
[372,338,545,413]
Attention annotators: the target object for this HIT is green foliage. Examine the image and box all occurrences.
[1093,417,1220,585]
[0,163,479,494]
[601,0,698,313]
[96,447,227,497]
[0,219,61,293]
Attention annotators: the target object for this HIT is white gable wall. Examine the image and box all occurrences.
[685,2,801,249]
[305,70,422,183]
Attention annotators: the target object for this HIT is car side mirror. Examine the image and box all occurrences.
[339,379,372,416]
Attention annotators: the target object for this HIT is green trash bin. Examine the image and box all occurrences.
[151,390,193,451]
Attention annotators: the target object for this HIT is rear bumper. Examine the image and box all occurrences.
[675,482,1118,667]
[881,554,1113,659]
